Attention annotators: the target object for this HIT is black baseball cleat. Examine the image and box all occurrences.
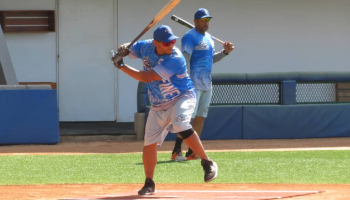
[138,178,156,195]
[201,159,218,183]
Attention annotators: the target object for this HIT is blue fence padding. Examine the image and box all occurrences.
[211,73,247,84]
[0,90,59,144]
[246,73,300,83]
[324,72,350,82]
[281,80,296,105]
[164,106,243,141]
[164,131,177,140]
[200,106,243,140]
[298,71,350,82]
[297,72,330,82]
[243,104,350,139]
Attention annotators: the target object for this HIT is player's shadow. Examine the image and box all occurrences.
[135,160,188,165]
[101,196,177,199]
[60,196,177,200]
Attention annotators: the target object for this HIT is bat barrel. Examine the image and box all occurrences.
[171,15,225,44]
[171,15,194,29]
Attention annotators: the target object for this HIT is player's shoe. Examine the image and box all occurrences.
[201,159,218,183]
[138,178,156,195]
[171,149,187,161]
[185,151,200,160]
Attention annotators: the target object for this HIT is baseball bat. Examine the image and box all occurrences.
[171,15,225,44]
[112,0,180,63]
[127,0,181,49]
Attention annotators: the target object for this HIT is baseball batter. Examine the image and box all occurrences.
[112,25,218,195]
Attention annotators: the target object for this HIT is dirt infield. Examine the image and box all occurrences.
[1,138,350,200]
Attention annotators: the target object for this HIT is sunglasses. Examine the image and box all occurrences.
[198,18,211,22]
[160,39,176,47]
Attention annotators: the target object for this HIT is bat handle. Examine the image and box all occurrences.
[212,36,225,45]
[111,50,115,64]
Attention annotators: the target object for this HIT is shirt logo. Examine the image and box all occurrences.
[176,114,190,122]
[157,58,164,65]
[142,56,151,70]
[194,42,209,50]
[204,106,209,114]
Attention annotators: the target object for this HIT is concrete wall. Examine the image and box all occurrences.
[0,0,57,82]
[57,0,116,121]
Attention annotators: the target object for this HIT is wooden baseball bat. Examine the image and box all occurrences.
[112,0,180,64]
[171,15,225,44]
[127,0,181,49]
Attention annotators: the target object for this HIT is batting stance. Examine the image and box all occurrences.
[171,8,234,161]
[112,25,218,195]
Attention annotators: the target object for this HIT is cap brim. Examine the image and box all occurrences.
[197,15,212,19]
[163,35,179,42]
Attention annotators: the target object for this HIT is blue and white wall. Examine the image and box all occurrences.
[1,0,349,122]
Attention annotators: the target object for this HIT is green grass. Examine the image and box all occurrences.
[1,151,350,185]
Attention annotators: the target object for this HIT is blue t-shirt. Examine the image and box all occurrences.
[181,28,215,91]
[129,39,194,110]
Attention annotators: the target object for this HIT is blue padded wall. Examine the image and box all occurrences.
[243,104,350,139]
[0,90,60,144]
[164,105,243,140]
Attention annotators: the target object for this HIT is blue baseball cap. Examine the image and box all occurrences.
[194,8,212,19]
[153,25,179,42]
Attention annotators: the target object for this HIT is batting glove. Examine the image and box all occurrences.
[117,43,130,57]
[111,53,125,69]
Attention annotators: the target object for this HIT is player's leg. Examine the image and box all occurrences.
[170,89,200,161]
[138,142,157,195]
[186,89,211,159]
[179,128,218,182]
[186,116,205,159]
[192,116,205,137]
[142,143,158,180]
[139,109,170,195]
[170,93,218,182]
[180,129,207,159]
[171,134,186,161]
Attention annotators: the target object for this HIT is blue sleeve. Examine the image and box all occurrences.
[153,58,183,81]
[181,33,195,55]
[129,41,145,59]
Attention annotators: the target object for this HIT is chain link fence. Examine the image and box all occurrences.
[296,83,336,103]
[211,84,280,105]
[211,82,350,105]
[136,73,350,111]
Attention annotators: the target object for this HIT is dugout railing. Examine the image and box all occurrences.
[135,71,350,140]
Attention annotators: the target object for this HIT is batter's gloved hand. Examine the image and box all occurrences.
[117,43,130,57]
[111,53,125,69]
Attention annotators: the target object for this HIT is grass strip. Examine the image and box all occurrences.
[0,150,349,185]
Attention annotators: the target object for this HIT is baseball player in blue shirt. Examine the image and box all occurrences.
[171,8,234,161]
[112,25,218,195]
